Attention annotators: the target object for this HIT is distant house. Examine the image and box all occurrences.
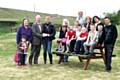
[0,18,17,26]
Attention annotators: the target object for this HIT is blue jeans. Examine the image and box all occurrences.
[64,56,68,62]
[43,39,52,64]
[84,41,97,54]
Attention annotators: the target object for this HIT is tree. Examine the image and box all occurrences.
[104,9,120,25]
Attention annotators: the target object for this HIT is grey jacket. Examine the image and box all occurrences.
[32,23,42,45]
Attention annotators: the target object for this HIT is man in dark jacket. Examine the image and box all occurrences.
[42,16,56,64]
[29,15,42,65]
[104,17,118,72]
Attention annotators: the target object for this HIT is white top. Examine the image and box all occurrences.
[38,24,42,32]
[76,31,81,38]
[76,16,85,25]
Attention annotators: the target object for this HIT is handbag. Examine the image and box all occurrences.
[14,50,20,63]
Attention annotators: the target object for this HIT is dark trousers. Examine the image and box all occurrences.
[64,39,76,62]
[69,39,76,52]
[59,43,67,62]
[29,45,41,64]
[104,44,114,70]
[19,54,27,65]
[43,40,52,64]
[75,40,85,54]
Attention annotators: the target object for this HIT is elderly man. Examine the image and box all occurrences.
[76,11,85,26]
[29,15,42,65]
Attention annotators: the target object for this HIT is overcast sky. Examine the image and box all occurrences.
[0,0,120,17]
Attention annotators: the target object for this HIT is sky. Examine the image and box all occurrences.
[0,0,120,17]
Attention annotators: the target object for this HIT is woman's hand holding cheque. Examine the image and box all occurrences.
[42,33,50,37]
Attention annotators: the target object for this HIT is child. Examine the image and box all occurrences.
[75,27,88,54]
[66,26,76,52]
[64,26,76,62]
[74,21,82,39]
[83,25,98,55]
[17,35,28,66]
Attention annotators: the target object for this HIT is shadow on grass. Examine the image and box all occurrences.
[53,58,106,72]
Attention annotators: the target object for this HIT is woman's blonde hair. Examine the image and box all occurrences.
[62,19,70,26]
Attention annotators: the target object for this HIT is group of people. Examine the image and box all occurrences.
[56,11,118,72]
[16,15,56,66]
[16,11,118,72]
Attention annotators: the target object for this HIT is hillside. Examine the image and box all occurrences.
[0,7,75,24]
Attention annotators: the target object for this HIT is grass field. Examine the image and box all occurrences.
[0,25,120,80]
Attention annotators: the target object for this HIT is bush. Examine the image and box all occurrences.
[54,24,62,31]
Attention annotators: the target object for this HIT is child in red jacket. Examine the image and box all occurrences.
[66,26,76,52]
[75,27,88,54]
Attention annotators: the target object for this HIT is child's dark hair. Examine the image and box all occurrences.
[21,35,27,41]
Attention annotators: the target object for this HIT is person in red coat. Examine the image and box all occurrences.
[66,26,76,52]
[65,26,76,62]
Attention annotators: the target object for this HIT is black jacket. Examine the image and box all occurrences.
[104,24,118,45]
[98,31,105,45]
[42,22,56,41]
[32,23,42,45]
[59,26,67,38]
[84,23,91,32]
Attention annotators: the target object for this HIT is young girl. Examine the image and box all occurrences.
[17,35,28,66]
[64,26,76,62]
[83,25,98,55]
[66,26,76,52]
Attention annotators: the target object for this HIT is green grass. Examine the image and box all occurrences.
[0,26,12,35]
[0,26,120,80]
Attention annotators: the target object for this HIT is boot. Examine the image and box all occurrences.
[49,54,53,64]
[44,53,47,64]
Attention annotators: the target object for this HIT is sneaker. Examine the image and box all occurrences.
[105,69,111,73]
[105,67,111,73]
[56,48,59,51]
[64,60,68,62]
[59,48,63,51]
[84,52,89,55]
